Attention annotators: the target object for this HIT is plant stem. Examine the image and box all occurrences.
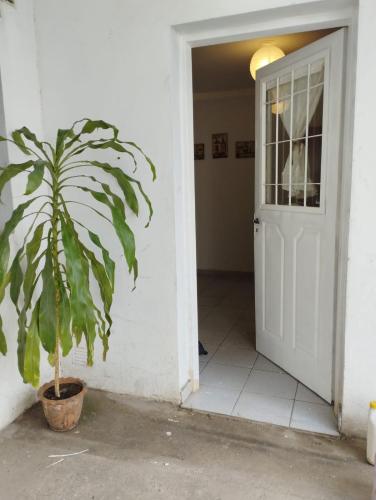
[52,169,61,398]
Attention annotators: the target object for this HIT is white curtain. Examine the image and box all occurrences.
[278,71,323,199]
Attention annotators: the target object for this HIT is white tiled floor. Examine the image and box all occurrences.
[184,274,339,436]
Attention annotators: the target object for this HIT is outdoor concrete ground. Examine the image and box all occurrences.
[0,389,372,499]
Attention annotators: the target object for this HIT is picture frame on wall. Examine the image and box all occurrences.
[212,133,228,159]
[235,140,255,159]
[194,143,205,160]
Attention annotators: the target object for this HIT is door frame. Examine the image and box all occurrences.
[171,1,358,428]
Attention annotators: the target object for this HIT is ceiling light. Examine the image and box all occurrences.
[250,44,285,80]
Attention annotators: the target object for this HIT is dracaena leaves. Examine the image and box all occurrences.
[0,161,34,197]
[0,317,7,355]
[0,118,155,387]
[23,301,40,387]
[25,161,47,195]
[38,240,56,354]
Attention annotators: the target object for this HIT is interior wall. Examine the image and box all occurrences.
[194,91,254,273]
[0,0,49,431]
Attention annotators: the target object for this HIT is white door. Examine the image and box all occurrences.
[254,30,345,402]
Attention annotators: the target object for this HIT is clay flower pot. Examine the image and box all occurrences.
[38,377,87,432]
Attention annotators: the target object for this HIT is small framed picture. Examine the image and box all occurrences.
[212,133,228,159]
[235,140,255,159]
[194,143,205,160]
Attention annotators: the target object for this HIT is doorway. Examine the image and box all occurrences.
[183,28,343,436]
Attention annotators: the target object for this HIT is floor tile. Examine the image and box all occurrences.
[183,385,240,415]
[223,331,254,349]
[211,346,257,368]
[198,343,217,372]
[201,309,239,334]
[233,392,294,427]
[295,383,327,405]
[199,329,228,348]
[200,362,250,391]
[244,370,297,399]
[199,357,209,372]
[253,355,285,373]
[198,305,214,323]
[199,343,217,360]
[195,274,337,436]
[290,401,339,436]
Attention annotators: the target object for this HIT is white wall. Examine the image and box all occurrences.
[0,0,49,431]
[194,91,254,273]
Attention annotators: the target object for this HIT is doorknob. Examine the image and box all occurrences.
[253,217,260,224]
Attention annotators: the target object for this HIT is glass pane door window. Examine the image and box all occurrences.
[263,59,324,208]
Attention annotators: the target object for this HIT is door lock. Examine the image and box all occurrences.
[253,217,260,224]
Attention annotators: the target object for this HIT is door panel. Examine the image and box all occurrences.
[254,30,345,401]
[263,222,284,340]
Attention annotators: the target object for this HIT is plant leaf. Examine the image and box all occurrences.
[80,240,113,333]
[79,163,153,226]
[16,223,45,377]
[38,238,56,353]
[0,198,37,292]
[122,141,157,180]
[0,271,11,304]
[0,161,34,197]
[56,128,76,160]
[60,215,97,363]
[59,282,72,357]
[88,162,139,216]
[77,186,136,275]
[13,127,46,157]
[0,316,7,355]
[24,160,47,195]
[9,249,24,311]
[88,230,115,288]
[23,301,40,387]
[87,140,127,153]
[80,119,119,139]
[17,309,27,377]
[123,172,153,227]
[11,131,31,156]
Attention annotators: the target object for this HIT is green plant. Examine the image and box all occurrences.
[0,119,155,397]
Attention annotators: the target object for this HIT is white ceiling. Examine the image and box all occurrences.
[192,29,337,93]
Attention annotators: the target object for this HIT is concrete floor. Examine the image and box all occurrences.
[0,390,373,500]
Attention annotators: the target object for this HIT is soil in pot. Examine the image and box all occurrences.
[44,383,82,400]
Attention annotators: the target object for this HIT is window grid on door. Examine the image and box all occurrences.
[263,58,324,209]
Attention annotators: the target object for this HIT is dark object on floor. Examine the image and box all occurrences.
[199,341,208,356]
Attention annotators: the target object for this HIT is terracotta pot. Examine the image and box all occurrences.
[38,377,87,432]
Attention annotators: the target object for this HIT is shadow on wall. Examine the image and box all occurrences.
[0,72,12,228]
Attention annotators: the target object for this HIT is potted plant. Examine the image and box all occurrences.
[0,119,155,431]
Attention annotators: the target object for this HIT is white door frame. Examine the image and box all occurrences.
[171,1,358,427]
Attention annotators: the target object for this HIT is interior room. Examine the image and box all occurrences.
[183,29,340,435]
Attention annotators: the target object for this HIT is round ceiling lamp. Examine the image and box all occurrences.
[249,44,285,80]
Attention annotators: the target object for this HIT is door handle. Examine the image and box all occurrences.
[253,217,260,224]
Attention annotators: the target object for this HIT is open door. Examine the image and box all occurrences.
[254,30,345,402]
